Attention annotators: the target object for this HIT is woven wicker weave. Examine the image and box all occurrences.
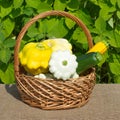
[14,10,96,110]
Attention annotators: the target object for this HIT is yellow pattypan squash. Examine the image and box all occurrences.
[19,42,52,75]
[41,38,72,52]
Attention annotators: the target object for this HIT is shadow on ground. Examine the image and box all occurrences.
[5,84,21,101]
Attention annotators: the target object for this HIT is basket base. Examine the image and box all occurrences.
[22,96,90,110]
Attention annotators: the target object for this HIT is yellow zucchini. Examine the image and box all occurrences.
[87,40,109,54]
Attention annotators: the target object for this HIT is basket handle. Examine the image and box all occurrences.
[14,10,93,76]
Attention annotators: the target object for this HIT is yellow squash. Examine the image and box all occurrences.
[19,42,52,75]
[41,38,72,52]
[87,40,109,54]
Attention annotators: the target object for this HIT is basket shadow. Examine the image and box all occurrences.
[5,84,21,101]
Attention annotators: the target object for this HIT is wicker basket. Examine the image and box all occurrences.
[14,10,96,110]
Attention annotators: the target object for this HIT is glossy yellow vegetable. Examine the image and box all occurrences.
[87,40,109,54]
[19,42,52,75]
[42,38,72,52]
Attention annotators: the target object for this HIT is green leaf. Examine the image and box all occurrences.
[0,32,5,41]
[0,38,4,49]
[27,24,40,38]
[117,0,120,8]
[1,17,15,38]
[0,0,13,7]
[109,53,120,75]
[25,0,40,8]
[0,48,11,64]
[0,63,15,84]
[110,0,117,6]
[10,8,21,18]
[47,0,54,5]
[90,0,98,5]
[65,18,75,29]
[109,63,120,75]
[105,31,120,48]
[39,19,48,36]
[109,39,120,48]
[90,28,100,34]
[25,0,51,12]
[70,10,93,26]
[108,18,114,28]
[48,19,68,38]
[3,38,16,48]
[114,75,120,83]
[23,7,34,16]
[72,28,87,44]
[98,52,108,67]
[95,16,106,34]
[99,5,116,20]
[36,2,52,13]
[117,11,120,19]
[54,0,66,10]
[110,52,120,62]
[13,0,24,9]
[0,5,12,18]
[67,0,79,10]
[39,18,68,38]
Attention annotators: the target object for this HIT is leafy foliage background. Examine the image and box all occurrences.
[0,0,120,84]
